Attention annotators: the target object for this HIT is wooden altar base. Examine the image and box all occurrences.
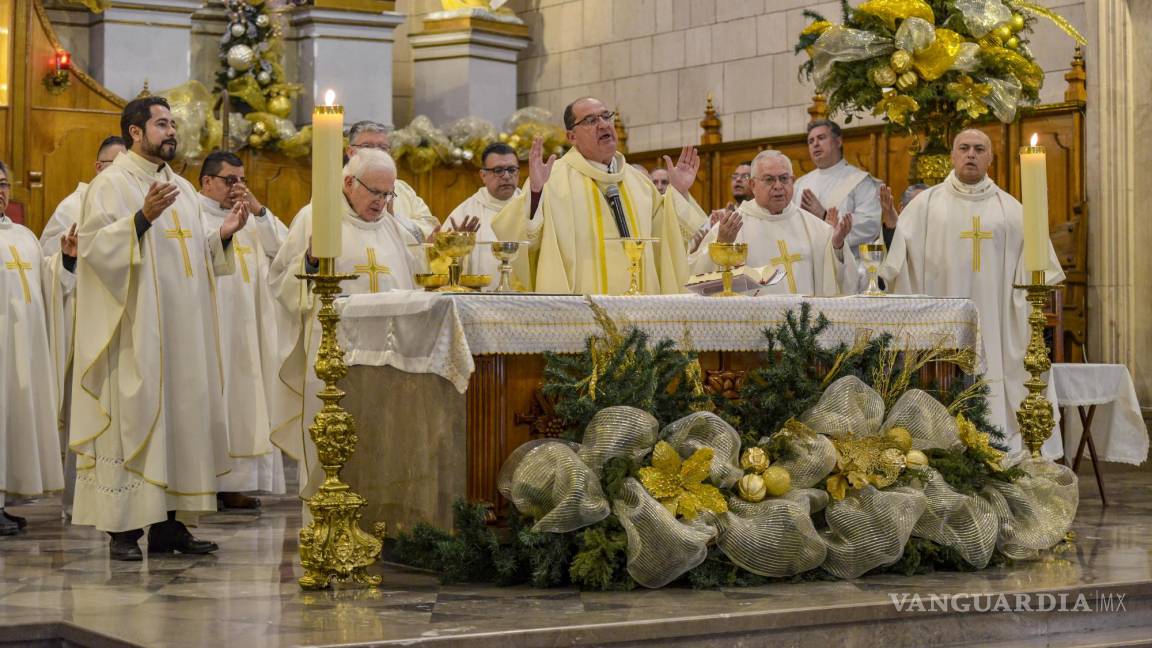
[0,473,1147,647]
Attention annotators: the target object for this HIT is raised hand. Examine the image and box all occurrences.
[826,207,853,250]
[664,145,700,197]
[716,209,743,244]
[529,137,557,193]
[232,180,264,216]
[60,223,78,257]
[879,184,897,229]
[220,201,249,240]
[142,181,179,221]
[800,188,826,220]
[450,215,481,233]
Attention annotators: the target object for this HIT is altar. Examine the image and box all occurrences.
[335,292,981,534]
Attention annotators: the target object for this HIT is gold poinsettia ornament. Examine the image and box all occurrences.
[825,435,908,501]
[638,441,728,520]
[947,75,992,120]
[956,414,1005,470]
[873,91,920,125]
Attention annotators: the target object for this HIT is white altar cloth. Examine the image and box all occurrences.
[337,292,982,393]
[1051,363,1149,465]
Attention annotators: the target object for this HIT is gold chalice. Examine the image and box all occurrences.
[432,231,477,292]
[414,273,449,291]
[708,242,749,297]
[859,243,886,296]
[489,241,528,292]
[607,237,657,296]
[460,274,492,290]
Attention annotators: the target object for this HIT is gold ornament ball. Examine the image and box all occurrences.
[762,466,792,497]
[885,427,913,452]
[905,449,929,469]
[256,13,270,28]
[247,133,265,147]
[1010,14,1026,32]
[895,71,918,92]
[740,447,770,474]
[994,24,1013,41]
[497,132,510,143]
[252,121,268,136]
[738,474,767,503]
[890,49,912,74]
[267,95,292,118]
[508,134,522,147]
[1005,36,1020,50]
[227,44,256,71]
[870,65,898,88]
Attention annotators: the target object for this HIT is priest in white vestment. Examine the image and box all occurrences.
[0,162,71,535]
[70,97,247,561]
[345,120,439,238]
[879,129,1065,454]
[491,97,706,294]
[269,149,427,497]
[441,141,521,286]
[793,120,882,255]
[690,151,857,296]
[38,135,125,518]
[197,151,288,507]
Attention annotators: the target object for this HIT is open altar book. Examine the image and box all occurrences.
[684,265,787,296]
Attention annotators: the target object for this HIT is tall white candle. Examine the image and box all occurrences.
[311,89,344,258]
[1020,133,1049,273]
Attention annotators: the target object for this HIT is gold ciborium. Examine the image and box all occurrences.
[489,241,528,292]
[708,242,749,297]
[432,231,476,292]
[859,243,886,296]
[607,237,657,296]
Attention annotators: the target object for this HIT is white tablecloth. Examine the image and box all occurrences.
[1051,363,1149,465]
[337,292,981,393]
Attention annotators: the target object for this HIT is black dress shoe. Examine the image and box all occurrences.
[0,515,18,537]
[147,520,219,555]
[2,510,27,529]
[109,533,143,561]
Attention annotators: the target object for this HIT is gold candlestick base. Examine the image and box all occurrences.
[296,258,384,591]
[1014,270,1057,458]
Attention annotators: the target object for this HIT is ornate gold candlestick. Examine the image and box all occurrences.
[296,257,384,590]
[1014,270,1057,457]
[708,242,749,297]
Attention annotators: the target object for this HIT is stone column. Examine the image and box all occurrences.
[89,0,201,99]
[289,0,405,126]
[190,0,228,90]
[408,13,531,126]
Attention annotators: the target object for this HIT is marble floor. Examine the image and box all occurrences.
[2,468,1151,648]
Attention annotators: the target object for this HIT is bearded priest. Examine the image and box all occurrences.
[491,96,706,294]
[689,150,857,296]
[880,129,1065,455]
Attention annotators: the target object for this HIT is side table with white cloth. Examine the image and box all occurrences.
[1051,363,1149,505]
[335,292,984,533]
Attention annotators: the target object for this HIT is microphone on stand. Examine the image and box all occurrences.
[603,184,631,238]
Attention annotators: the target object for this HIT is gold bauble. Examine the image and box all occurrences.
[1010,13,1026,32]
[252,121,268,136]
[267,95,292,118]
[762,466,792,497]
[226,44,256,71]
[885,427,913,453]
[497,132,510,143]
[247,133,265,147]
[1005,36,1020,50]
[870,64,898,87]
[738,474,767,503]
[905,449,929,469]
[994,24,1013,41]
[740,447,770,474]
[895,71,918,91]
[890,49,912,74]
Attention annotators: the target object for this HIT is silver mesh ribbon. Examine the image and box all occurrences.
[881,389,965,451]
[911,468,999,568]
[894,16,935,53]
[772,432,837,489]
[811,25,897,87]
[614,478,716,588]
[822,486,928,578]
[954,0,1014,38]
[661,412,743,489]
[577,406,659,473]
[982,457,1078,559]
[983,75,1024,123]
[801,376,885,438]
[498,439,610,533]
[714,497,828,577]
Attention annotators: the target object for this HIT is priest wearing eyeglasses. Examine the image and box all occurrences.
[491,96,706,294]
[440,142,521,287]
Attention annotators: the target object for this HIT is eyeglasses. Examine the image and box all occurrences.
[0,181,10,190]
[482,166,519,177]
[354,176,395,201]
[754,174,793,186]
[730,173,751,181]
[350,143,392,152]
[207,174,247,187]
[571,111,615,129]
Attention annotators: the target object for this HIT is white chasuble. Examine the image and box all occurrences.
[39,182,87,375]
[793,159,882,254]
[395,179,439,238]
[200,195,287,494]
[689,202,857,296]
[70,150,235,532]
[269,199,421,495]
[491,148,703,294]
[0,218,67,498]
[879,172,1065,454]
[441,186,516,287]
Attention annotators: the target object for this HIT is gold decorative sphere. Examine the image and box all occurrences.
[905,449,929,469]
[890,49,912,73]
[738,474,767,503]
[267,95,292,118]
[994,24,1013,41]
[252,121,268,135]
[740,447,770,474]
[870,65,898,87]
[1010,13,1026,32]
[1005,36,1020,50]
[762,466,791,497]
[226,44,256,71]
[895,71,918,91]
